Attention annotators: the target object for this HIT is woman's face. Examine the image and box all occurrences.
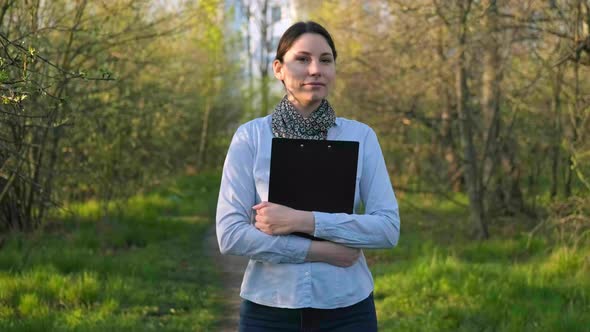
[273,33,336,110]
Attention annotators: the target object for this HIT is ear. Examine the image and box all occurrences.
[272,59,284,80]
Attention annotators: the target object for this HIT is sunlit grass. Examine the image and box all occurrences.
[368,193,590,331]
[0,174,223,332]
[4,177,588,331]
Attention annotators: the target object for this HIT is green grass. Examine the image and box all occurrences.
[3,174,588,331]
[368,193,590,331]
[0,174,223,332]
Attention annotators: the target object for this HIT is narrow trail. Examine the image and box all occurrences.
[203,226,249,332]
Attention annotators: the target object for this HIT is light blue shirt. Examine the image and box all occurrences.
[216,114,400,309]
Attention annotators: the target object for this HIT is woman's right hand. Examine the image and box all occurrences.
[305,241,361,267]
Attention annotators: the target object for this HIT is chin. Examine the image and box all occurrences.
[308,93,328,102]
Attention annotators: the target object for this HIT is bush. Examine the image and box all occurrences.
[528,196,590,248]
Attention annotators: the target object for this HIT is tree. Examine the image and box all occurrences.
[296,0,590,238]
[0,0,244,231]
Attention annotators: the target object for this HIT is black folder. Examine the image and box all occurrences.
[268,138,359,240]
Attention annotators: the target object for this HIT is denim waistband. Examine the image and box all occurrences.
[239,293,377,332]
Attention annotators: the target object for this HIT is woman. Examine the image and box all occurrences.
[216,21,400,331]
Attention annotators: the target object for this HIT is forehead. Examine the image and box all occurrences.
[287,33,332,55]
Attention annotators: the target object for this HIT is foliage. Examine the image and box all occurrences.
[298,0,590,237]
[0,0,244,232]
[528,195,590,248]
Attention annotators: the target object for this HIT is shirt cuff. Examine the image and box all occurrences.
[312,211,330,239]
[283,235,312,263]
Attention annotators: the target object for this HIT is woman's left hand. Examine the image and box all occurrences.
[252,201,314,236]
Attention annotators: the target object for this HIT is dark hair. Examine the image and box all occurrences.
[275,21,337,63]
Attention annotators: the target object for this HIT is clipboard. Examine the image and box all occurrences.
[268,138,359,240]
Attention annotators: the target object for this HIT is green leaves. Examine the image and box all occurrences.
[0,70,8,83]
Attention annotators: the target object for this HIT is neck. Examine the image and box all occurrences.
[288,96,322,118]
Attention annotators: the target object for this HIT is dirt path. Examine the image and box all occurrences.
[203,226,249,332]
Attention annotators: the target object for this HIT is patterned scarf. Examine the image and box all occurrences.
[271,95,336,140]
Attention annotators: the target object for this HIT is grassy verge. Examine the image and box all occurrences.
[0,174,222,332]
[368,193,590,332]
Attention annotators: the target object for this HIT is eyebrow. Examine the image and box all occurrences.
[294,51,333,57]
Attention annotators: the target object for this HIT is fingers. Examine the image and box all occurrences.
[254,215,269,230]
[252,201,269,210]
[254,218,273,235]
[254,222,270,235]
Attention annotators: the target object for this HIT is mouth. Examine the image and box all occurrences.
[304,83,325,87]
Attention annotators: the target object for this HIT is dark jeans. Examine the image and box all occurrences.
[238,293,378,332]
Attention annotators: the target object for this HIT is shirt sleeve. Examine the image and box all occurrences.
[312,127,400,248]
[216,124,312,264]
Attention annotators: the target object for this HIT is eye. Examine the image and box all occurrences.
[321,58,333,63]
[296,57,310,63]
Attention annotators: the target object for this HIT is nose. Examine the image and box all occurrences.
[308,59,321,76]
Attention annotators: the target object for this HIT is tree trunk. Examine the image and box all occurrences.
[565,0,583,198]
[481,0,501,191]
[241,0,255,119]
[38,1,88,226]
[436,24,462,192]
[247,4,254,116]
[197,94,212,171]
[455,0,489,239]
[550,65,563,198]
[481,0,524,215]
[258,0,270,115]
